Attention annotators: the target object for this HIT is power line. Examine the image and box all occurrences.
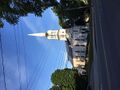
[28,42,64,90]
[59,48,66,69]
[56,44,66,69]
[13,26,22,90]
[19,22,28,90]
[27,43,51,90]
[28,48,51,90]
[0,30,7,90]
[36,44,65,90]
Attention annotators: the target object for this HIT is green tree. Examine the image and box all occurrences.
[0,0,89,28]
[0,0,58,28]
[51,68,88,90]
[50,85,61,90]
[52,0,89,28]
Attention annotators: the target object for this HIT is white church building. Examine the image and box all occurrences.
[28,26,89,72]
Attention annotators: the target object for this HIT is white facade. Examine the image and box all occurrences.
[28,26,89,70]
[69,26,88,56]
[65,26,89,75]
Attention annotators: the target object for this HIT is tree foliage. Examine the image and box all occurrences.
[51,68,88,90]
[52,0,89,28]
[0,0,58,28]
[0,0,89,28]
[50,85,61,90]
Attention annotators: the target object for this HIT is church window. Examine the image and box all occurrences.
[80,51,85,53]
[75,51,80,53]
[75,44,80,46]
[81,56,85,58]
[75,39,80,41]
[80,39,85,41]
[82,28,87,31]
[51,32,56,35]
[80,45,85,47]
[73,29,78,32]
[50,36,55,38]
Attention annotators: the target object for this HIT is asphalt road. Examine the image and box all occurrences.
[91,0,120,90]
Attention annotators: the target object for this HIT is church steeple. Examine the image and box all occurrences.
[28,33,46,37]
[28,29,68,41]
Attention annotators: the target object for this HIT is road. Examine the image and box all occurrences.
[90,0,120,90]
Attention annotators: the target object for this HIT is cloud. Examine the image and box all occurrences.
[0,56,28,90]
[22,14,44,33]
[21,14,48,45]
[48,9,58,21]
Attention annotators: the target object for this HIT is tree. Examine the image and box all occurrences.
[50,85,61,90]
[59,17,73,28]
[51,68,88,90]
[0,0,58,28]
[52,0,89,28]
[0,0,89,28]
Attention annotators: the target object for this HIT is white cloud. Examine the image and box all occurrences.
[48,8,59,23]
[0,56,27,90]
[22,14,44,33]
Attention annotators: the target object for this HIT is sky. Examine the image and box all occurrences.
[0,8,72,90]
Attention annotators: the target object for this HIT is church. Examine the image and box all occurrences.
[28,25,89,74]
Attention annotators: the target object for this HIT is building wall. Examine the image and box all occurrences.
[66,26,89,68]
[72,57,85,68]
[58,29,67,40]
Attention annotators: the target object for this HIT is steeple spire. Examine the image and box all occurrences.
[28,33,46,37]
[28,29,67,41]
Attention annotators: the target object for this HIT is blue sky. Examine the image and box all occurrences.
[0,8,72,90]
